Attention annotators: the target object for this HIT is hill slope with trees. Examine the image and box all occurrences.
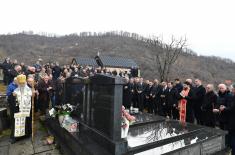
[0,31,234,84]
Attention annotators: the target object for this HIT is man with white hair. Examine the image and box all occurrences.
[201,84,217,127]
[186,79,193,85]
[219,83,235,154]
[13,75,32,139]
[213,84,233,130]
[7,75,32,143]
[185,78,196,91]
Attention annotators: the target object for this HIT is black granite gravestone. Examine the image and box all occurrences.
[79,74,128,155]
[89,74,123,140]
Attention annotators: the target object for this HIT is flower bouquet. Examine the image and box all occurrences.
[49,104,78,132]
[49,104,75,125]
[121,106,136,138]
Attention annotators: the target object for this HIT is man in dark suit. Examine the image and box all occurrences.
[159,82,168,117]
[151,79,161,115]
[132,78,139,108]
[194,79,206,125]
[213,84,233,130]
[144,81,153,113]
[174,78,183,92]
[219,83,235,155]
[9,65,22,84]
[136,78,145,111]
[166,82,179,119]
[128,78,135,108]
[37,75,54,115]
[123,78,131,109]
[201,84,217,127]
[52,62,62,81]
[1,58,12,85]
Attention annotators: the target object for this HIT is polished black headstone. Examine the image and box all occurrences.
[76,74,128,155]
[88,74,124,141]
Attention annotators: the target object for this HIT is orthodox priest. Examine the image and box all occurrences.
[178,81,195,124]
[11,74,32,143]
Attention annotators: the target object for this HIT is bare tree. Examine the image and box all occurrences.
[147,36,187,81]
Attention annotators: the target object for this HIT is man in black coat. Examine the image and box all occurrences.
[54,74,66,106]
[136,78,145,111]
[194,79,206,125]
[123,78,131,109]
[144,81,153,113]
[20,62,27,75]
[1,58,12,85]
[37,75,53,115]
[219,83,235,154]
[159,82,168,117]
[166,82,179,119]
[174,78,183,92]
[213,84,233,130]
[201,84,217,127]
[128,78,135,108]
[132,78,139,108]
[150,79,161,115]
[9,65,22,84]
[52,62,62,80]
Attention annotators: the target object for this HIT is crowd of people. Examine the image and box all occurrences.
[123,78,233,127]
[122,76,235,154]
[1,57,235,154]
[1,57,134,112]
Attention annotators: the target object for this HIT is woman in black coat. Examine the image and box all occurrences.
[201,84,217,127]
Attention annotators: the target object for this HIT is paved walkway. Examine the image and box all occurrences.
[0,121,61,155]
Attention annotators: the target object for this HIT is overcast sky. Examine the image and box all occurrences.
[0,0,234,61]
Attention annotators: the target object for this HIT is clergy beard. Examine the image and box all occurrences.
[19,84,26,91]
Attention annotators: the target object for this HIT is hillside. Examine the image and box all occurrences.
[0,32,234,84]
